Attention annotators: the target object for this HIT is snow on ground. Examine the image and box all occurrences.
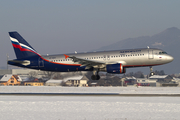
[1,87,180,120]
[0,86,180,94]
[0,95,180,120]
[0,86,180,120]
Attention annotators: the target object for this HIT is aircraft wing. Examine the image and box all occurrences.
[66,55,105,69]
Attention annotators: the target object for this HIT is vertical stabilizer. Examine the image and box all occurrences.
[9,32,39,59]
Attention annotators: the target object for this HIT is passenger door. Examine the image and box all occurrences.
[148,50,154,59]
[39,58,44,67]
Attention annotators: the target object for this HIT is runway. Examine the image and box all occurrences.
[1,92,180,96]
[1,86,180,97]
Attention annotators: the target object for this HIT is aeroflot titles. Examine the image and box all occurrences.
[120,50,141,53]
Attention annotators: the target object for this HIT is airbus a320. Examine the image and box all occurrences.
[8,32,174,80]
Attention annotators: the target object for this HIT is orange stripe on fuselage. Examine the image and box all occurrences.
[49,61,81,66]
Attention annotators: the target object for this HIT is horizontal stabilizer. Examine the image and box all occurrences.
[8,60,30,66]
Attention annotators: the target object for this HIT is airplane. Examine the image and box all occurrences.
[8,31,174,80]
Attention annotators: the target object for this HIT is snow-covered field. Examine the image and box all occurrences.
[0,86,180,120]
[0,95,180,120]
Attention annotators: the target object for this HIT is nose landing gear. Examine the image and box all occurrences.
[149,66,154,76]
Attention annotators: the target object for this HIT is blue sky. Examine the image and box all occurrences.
[1,0,180,68]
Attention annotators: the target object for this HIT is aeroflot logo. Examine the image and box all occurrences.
[10,37,36,52]
[120,50,141,53]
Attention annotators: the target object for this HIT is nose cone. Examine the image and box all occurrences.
[167,55,174,63]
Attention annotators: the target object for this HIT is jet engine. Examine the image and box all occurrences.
[106,63,126,74]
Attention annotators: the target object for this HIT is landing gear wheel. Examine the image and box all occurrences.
[150,72,154,76]
[149,67,154,77]
[91,69,100,80]
[96,75,100,80]
[91,75,100,80]
[91,75,96,80]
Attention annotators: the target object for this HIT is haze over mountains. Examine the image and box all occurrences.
[96,27,180,74]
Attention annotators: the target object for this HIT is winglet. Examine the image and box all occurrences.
[64,54,69,59]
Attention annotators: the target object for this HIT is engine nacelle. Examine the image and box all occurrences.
[106,63,126,74]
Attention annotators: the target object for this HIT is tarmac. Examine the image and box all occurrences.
[1,93,180,96]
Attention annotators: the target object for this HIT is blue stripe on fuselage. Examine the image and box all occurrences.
[8,57,89,72]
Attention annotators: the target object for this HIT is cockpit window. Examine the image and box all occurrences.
[159,52,167,54]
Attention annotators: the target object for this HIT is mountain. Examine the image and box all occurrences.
[96,27,180,74]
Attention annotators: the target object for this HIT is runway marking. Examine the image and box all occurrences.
[0,93,180,97]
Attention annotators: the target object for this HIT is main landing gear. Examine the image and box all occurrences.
[91,70,100,80]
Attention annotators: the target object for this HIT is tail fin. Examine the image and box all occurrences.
[9,32,39,59]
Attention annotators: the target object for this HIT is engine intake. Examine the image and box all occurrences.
[106,63,126,74]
